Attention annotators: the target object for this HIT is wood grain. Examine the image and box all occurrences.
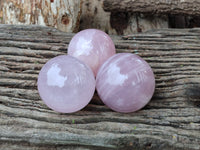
[103,0,200,16]
[80,0,168,35]
[0,0,82,32]
[0,24,200,150]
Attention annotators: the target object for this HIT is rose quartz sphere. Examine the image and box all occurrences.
[68,29,116,76]
[37,55,95,113]
[96,53,155,113]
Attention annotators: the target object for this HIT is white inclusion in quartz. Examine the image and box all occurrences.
[73,73,83,85]
[106,63,128,86]
[132,71,147,86]
[73,37,93,56]
[132,81,136,86]
[116,98,124,107]
[47,63,67,88]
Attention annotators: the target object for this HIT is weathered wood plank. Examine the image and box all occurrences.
[0,0,82,32]
[0,24,200,150]
[103,0,200,16]
[80,0,168,35]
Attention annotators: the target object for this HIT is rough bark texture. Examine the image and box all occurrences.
[0,0,169,35]
[0,0,82,32]
[103,0,200,16]
[80,0,117,34]
[80,0,168,35]
[0,24,200,150]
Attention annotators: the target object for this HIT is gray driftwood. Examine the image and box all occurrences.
[0,24,200,150]
[103,0,200,16]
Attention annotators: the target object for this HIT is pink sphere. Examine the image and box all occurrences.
[37,55,95,113]
[68,29,116,76]
[96,53,155,113]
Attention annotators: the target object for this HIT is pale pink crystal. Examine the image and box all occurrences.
[37,55,95,113]
[68,29,116,76]
[96,53,155,113]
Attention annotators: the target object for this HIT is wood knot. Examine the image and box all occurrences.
[61,14,70,25]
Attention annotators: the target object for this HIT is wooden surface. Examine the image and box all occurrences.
[103,0,200,16]
[0,24,200,150]
[0,0,168,35]
[80,0,168,35]
[0,0,82,32]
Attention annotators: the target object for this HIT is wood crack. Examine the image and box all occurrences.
[0,25,199,149]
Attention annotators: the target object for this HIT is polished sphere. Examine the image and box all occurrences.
[68,29,116,76]
[96,53,155,113]
[37,55,95,113]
